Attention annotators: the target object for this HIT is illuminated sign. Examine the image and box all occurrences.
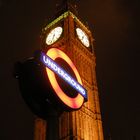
[40,48,87,109]
[41,52,87,98]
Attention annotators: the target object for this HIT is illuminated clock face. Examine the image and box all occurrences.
[46,26,63,45]
[76,28,90,47]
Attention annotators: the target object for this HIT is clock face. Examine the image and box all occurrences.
[76,28,90,47]
[46,26,63,45]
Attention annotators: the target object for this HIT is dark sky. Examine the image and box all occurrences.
[0,0,140,140]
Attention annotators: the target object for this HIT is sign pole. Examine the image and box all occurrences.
[34,117,46,140]
[46,115,59,140]
[34,111,60,140]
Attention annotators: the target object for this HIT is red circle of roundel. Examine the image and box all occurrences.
[46,48,84,109]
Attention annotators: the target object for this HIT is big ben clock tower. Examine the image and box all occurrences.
[33,0,104,140]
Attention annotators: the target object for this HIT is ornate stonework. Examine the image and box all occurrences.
[34,11,104,140]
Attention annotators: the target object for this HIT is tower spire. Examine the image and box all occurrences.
[56,0,78,16]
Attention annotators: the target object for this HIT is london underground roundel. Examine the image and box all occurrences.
[40,48,87,110]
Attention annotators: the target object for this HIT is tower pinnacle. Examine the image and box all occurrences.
[56,0,78,16]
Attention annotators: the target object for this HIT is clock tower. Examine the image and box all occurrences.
[34,1,104,140]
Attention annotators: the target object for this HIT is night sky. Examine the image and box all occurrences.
[0,0,140,140]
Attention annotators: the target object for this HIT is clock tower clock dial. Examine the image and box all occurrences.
[76,27,90,47]
[45,26,63,45]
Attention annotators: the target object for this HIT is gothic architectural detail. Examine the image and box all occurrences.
[56,11,103,140]
[34,2,104,140]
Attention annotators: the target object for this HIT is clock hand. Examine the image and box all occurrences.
[52,34,55,42]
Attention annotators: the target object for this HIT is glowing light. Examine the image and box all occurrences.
[76,28,90,47]
[41,53,87,97]
[40,48,87,109]
[46,27,63,45]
